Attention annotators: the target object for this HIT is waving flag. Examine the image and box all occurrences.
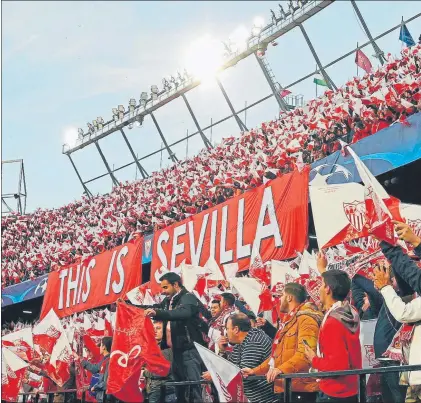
[195,343,249,403]
[355,49,373,73]
[107,301,170,402]
[33,309,64,355]
[399,23,415,47]
[1,348,29,402]
[2,328,34,362]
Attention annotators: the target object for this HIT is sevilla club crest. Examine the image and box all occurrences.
[344,201,367,233]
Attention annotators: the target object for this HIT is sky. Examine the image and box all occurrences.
[2,1,420,213]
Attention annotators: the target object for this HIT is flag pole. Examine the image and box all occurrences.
[356,42,359,76]
[401,16,404,49]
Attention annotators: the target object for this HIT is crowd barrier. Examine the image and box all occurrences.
[13,364,421,403]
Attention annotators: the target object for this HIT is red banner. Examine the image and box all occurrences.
[40,239,143,319]
[151,168,309,293]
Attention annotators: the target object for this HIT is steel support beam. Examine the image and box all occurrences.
[216,77,248,132]
[181,94,213,149]
[150,112,179,163]
[67,155,93,198]
[350,0,386,65]
[254,53,289,112]
[94,142,119,187]
[120,129,149,179]
[298,24,337,90]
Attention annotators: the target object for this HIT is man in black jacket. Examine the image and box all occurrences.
[144,272,207,403]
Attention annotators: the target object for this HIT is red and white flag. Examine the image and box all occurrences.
[310,182,369,248]
[107,301,170,402]
[343,143,402,244]
[355,49,373,74]
[2,328,34,362]
[49,332,73,387]
[1,347,29,402]
[195,343,249,403]
[33,309,64,355]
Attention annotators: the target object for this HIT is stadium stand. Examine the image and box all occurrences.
[2,44,421,288]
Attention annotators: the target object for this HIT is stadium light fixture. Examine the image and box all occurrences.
[112,107,118,115]
[162,78,171,92]
[63,127,79,147]
[22,310,32,314]
[140,92,148,107]
[128,123,134,130]
[129,98,136,113]
[97,117,104,130]
[92,120,98,131]
[151,85,159,100]
[118,105,125,113]
[87,122,95,134]
[78,128,84,140]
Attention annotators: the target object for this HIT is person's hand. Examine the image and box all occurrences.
[91,387,95,392]
[362,293,370,312]
[217,336,229,352]
[255,317,267,328]
[144,308,156,317]
[316,252,328,274]
[266,367,282,383]
[393,220,421,247]
[202,371,212,381]
[241,368,254,378]
[303,342,316,363]
[373,262,392,290]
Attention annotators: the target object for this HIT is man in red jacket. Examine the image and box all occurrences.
[304,270,362,402]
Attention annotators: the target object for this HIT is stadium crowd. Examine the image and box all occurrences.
[2,45,421,288]
[4,221,421,403]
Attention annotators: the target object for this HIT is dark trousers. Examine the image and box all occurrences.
[316,392,358,402]
[172,348,204,403]
[275,391,318,402]
[379,360,407,403]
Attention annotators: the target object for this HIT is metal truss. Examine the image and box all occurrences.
[1,159,27,216]
[63,5,420,196]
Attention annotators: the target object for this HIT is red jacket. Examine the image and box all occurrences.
[312,313,362,398]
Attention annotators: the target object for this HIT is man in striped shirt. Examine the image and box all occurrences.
[205,313,277,402]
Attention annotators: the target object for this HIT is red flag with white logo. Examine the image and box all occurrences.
[107,301,170,402]
[33,309,63,356]
[195,343,249,403]
[1,347,29,402]
[355,49,373,73]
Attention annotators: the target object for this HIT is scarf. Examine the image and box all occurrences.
[382,323,415,362]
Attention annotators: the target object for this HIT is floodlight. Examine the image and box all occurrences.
[92,120,98,128]
[87,122,94,133]
[178,71,185,83]
[151,85,159,94]
[97,117,104,130]
[114,114,119,122]
[162,78,171,91]
[78,128,84,137]
[140,92,148,107]
[279,4,287,19]
[135,115,144,127]
[118,105,125,113]
[112,108,118,115]
[129,98,136,113]
[128,123,134,130]
[118,111,124,120]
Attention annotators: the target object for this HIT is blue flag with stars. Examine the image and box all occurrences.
[399,23,415,47]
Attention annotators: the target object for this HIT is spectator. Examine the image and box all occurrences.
[203,313,277,403]
[143,320,176,403]
[207,292,237,353]
[80,336,113,403]
[351,274,383,320]
[243,283,323,402]
[372,263,421,399]
[209,299,221,320]
[304,270,362,403]
[144,272,208,403]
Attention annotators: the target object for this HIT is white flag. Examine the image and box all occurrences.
[195,343,249,403]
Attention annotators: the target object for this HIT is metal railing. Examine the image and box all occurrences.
[14,365,421,403]
[159,364,421,403]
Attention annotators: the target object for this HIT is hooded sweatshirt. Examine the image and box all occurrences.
[312,301,362,398]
